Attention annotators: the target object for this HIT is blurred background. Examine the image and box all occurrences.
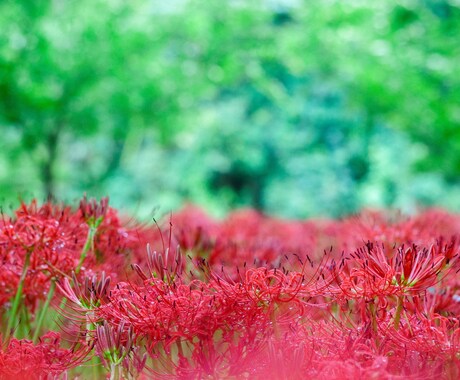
[1,0,460,219]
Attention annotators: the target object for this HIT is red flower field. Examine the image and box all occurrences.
[1,198,460,379]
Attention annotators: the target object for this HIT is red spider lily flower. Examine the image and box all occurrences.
[395,243,451,291]
[0,331,90,380]
[336,209,460,253]
[95,321,135,376]
[382,314,460,377]
[148,243,183,283]
[122,345,147,380]
[5,200,460,378]
[168,204,218,253]
[79,195,109,228]
[131,243,184,285]
[99,258,332,362]
[84,206,144,281]
[0,263,19,307]
[55,272,112,349]
[210,264,332,325]
[0,198,147,327]
[336,240,457,301]
[56,271,111,312]
[0,200,89,330]
[412,282,460,318]
[204,208,318,273]
[98,278,228,347]
[0,200,85,278]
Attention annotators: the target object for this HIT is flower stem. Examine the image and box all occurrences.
[6,250,31,338]
[20,303,31,338]
[394,296,404,330]
[76,226,97,274]
[110,362,120,380]
[32,278,56,343]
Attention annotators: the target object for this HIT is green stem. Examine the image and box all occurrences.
[369,299,380,347]
[394,296,404,330]
[85,312,103,379]
[86,313,94,342]
[6,250,31,338]
[110,362,120,380]
[33,279,56,343]
[20,304,31,339]
[76,226,96,274]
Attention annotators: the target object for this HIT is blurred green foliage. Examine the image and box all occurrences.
[1,0,460,218]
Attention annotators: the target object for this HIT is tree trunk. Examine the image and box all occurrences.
[42,126,61,200]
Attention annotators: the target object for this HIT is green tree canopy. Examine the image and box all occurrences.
[1,0,459,217]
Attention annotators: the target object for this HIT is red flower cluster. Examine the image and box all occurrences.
[0,199,145,312]
[1,200,460,379]
[0,331,89,379]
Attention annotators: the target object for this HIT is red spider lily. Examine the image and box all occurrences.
[98,278,230,347]
[54,271,113,360]
[379,314,460,378]
[167,204,218,253]
[122,346,147,380]
[0,201,86,289]
[0,263,19,307]
[76,202,141,280]
[3,200,460,379]
[0,198,144,283]
[79,196,109,228]
[95,321,136,376]
[0,197,149,343]
[336,209,460,253]
[210,264,334,325]
[144,243,183,284]
[147,327,271,379]
[0,201,90,337]
[56,271,111,312]
[411,285,460,318]
[0,331,90,380]
[335,240,457,301]
[208,241,282,275]
[99,257,333,361]
[385,313,460,355]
